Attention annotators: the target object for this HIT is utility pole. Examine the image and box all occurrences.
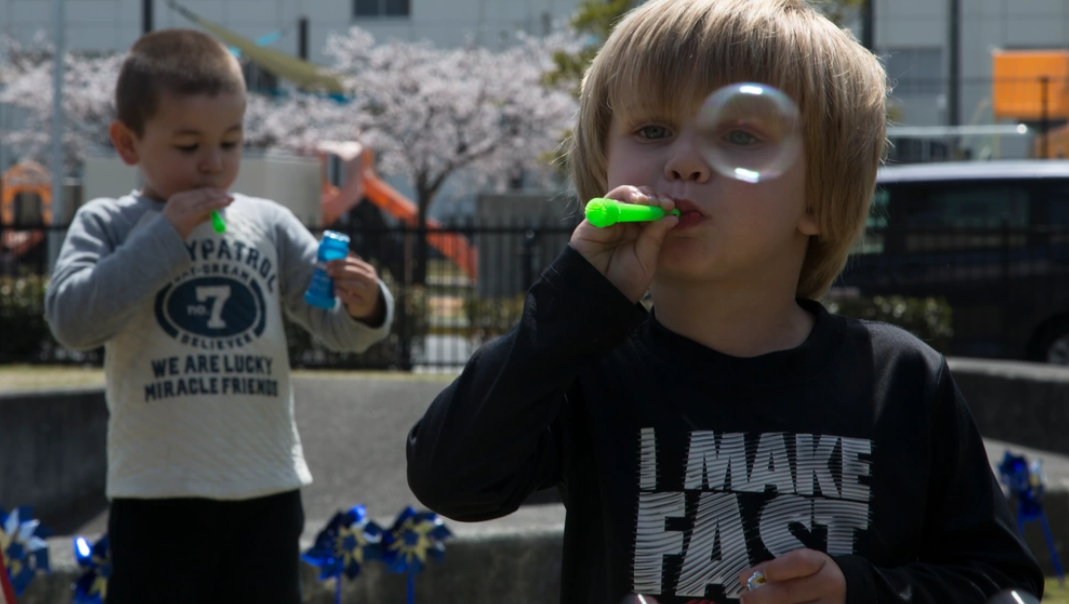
[48,0,65,273]
[298,16,309,60]
[861,0,874,51]
[143,0,153,34]
[947,0,961,131]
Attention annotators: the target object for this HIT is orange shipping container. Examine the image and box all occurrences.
[992,50,1069,120]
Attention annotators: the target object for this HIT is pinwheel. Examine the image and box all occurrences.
[301,504,383,604]
[382,506,452,604]
[0,506,50,597]
[72,535,110,603]
[999,450,1064,583]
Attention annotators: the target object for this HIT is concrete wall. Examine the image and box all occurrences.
[16,517,566,604]
[6,360,1069,601]
[82,152,323,227]
[951,358,1069,456]
[0,388,108,533]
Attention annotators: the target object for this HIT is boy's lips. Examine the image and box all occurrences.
[665,196,706,230]
[668,197,703,216]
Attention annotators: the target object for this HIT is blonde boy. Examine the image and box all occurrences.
[407,1,1043,603]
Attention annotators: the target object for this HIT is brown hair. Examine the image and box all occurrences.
[115,28,245,136]
[568,0,889,299]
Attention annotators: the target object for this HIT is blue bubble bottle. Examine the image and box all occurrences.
[305,230,350,309]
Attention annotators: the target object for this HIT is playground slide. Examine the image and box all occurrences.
[0,162,51,260]
[319,146,478,281]
[0,230,45,259]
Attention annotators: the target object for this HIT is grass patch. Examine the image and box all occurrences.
[0,364,105,392]
[1047,577,1069,603]
[0,364,457,393]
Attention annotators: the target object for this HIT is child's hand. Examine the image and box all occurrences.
[162,188,234,239]
[569,185,677,303]
[738,549,846,604]
[327,254,385,325]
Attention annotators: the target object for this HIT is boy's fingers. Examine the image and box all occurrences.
[335,277,373,295]
[328,261,378,282]
[634,186,675,212]
[634,214,678,263]
[744,550,826,585]
[739,575,824,604]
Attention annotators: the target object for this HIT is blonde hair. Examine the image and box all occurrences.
[568,0,888,299]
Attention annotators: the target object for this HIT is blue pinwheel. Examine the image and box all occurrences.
[999,450,1064,584]
[302,504,384,604]
[383,506,452,604]
[72,535,110,604]
[0,505,51,595]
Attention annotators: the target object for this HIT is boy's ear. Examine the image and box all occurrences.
[798,207,820,236]
[109,121,140,166]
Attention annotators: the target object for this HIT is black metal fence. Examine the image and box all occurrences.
[0,220,575,371]
[3,220,1069,369]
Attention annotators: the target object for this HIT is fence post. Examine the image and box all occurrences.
[521,228,540,291]
[1041,75,1050,159]
[396,225,413,371]
[1002,217,1012,356]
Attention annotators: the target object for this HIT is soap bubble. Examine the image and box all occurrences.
[695,82,803,183]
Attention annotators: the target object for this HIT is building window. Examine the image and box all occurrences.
[355,0,409,17]
[885,48,943,98]
[241,60,280,95]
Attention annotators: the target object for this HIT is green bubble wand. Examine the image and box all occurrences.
[210,209,226,233]
[584,198,681,228]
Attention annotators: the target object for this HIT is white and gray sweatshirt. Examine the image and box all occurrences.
[45,192,394,501]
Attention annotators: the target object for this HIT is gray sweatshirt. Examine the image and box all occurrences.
[45,192,395,500]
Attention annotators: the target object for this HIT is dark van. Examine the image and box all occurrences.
[834,160,1069,365]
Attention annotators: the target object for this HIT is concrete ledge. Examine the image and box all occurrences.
[8,362,1069,603]
[950,358,1069,457]
[12,494,1069,604]
[0,388,108,533]
[15,506,566,604]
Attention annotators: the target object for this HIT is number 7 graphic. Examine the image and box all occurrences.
[196,286,232,329]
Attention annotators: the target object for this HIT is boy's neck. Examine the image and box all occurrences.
[649,279,816,359]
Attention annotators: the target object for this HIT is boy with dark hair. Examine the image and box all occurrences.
[46,28,394,603]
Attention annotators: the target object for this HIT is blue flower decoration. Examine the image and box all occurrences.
[73,535,110,604]
[302,505,384,581]
[382,507,452,576]
[0,505,50,595]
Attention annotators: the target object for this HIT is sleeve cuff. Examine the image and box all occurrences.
[536,244,648,347]
[835,554,877,604]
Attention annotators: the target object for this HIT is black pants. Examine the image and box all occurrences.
[106,489,304,604]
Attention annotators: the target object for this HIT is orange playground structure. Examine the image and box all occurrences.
[1,148,478,281]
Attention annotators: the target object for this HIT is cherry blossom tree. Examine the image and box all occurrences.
[2,28,581,211]
[0,35,121,172]
[320,28,581,220]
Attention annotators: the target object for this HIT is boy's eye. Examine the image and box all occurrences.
[222,142,239,150]
[175,144,198,153]
[635,125,671,140]
[723,130,761,146]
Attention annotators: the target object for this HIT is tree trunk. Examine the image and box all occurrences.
[413,186,432,285]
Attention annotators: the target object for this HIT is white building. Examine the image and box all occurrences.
[0,0,583,62]
[873,0,1069,160]
[4,0,1069,165]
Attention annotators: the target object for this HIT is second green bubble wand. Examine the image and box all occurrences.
[584,198,680,228]
[210,209,226,233]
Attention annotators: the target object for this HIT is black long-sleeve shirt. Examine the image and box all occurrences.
[407,246,1043,604]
